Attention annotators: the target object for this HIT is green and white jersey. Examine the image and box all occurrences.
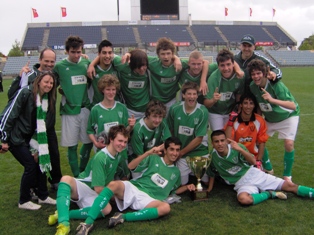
[205,69,244,115]
[129,118,171,161]
[148,56,189,103]
[90,64,118,106]
[77,147,121,188]
[167,101,209,158]
[54,57,91,115]
[178,63,218,87]
[113,56,150,112]
[206,144,252,185]
[131,155,181,201]
[250,80,300,123]
[87,101,129,135]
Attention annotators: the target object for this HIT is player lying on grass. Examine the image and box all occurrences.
[75,137,195,235]
[207,130,314,206]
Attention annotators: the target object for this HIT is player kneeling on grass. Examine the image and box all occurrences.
[75,137,195,235]
[207,130,314,206]
[50,125,129,235]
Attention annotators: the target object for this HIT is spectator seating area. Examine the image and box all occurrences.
[267,50,314,66]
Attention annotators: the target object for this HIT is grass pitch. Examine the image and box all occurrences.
[1,67,314,235]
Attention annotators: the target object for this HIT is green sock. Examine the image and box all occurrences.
[262,147,273,171]
[69,207,104,220]
[283,150,295,176]
[124,208,159,222]
[85,188,113,225]
[79,143,93,172]
[297,185,314,198]
[57,182,71,226]
[68,145,79,177]
[251,192,270,205]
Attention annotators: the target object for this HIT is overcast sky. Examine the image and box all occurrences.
[1,0,313,55]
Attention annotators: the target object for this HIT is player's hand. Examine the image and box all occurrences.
[186,184,196,191]
[261,88,273,102]
[128,115,136,127]
[213,87,221,102]
[199,80,208,96]
[87,64,96,79]
[236,70,244,79]
[19,61,31,77]
[254,160,263,171]
[227,138,241,151]
[173,56,182,72]
[150,144,164,155]
[0,143,9,154]
[94,141,106,150]
[121,53,131,64]
[266,66,276,81]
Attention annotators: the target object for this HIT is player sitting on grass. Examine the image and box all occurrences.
[75,137,195,235]
[50,125,129,235]
[207,130,314,206]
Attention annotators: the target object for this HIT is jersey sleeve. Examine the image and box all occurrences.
[130,127,145,156]
[255,115,269,143]
[194,107,209,137]
[86,107,96,135]
[161,120,172,141]
[132,155,152,173]
[208,63,218,77]
[166,106,175,132]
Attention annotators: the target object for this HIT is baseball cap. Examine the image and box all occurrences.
[241,34,255,46]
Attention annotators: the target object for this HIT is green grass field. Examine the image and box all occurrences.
[1,67,314,235]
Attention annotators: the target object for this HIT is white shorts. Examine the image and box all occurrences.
[266,116,299,140]
[72,179,98,208]
[127,108,145,121]
[234,167,285,195]
[176,155,209,185]
[61,108,92,146]
[115,181,156,211]
[208,113,229,131]
[164,98,177,116]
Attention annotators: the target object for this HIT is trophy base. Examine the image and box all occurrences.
[190,189,209,201]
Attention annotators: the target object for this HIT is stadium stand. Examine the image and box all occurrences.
[267,50,314,66]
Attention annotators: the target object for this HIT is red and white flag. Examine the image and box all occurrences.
[61,7,67,17]
[272,8,276,17]
[32,8,38,18]
[225,7,228,16]
[249,8,252,17]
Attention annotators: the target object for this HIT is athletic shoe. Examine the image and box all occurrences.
[76,223,94,235]
[55,224,70,235]
[264,169,274,175]
[18,201,41,210]
[39,196,56,205]
[108,212,124,228]
[48,211,58,225]
[268,191,287,200]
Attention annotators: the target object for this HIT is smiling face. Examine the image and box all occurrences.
[39,50,56,72]
[158,49,173,67]
[111,133,128,153]
[188,57,203,76]
[218,59,234,79]
[38,74,54,95]
[164,143,181,164]
[182,88,198,110]
[145,113,164,129]
[103,85,116,102]
[251,69,267,88]
[240,43,255,60]
[99,46,113,69]
[240,98,255,116]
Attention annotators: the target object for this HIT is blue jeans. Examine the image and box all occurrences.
[10,145,49,204]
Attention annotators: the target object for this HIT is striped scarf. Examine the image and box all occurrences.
[36,93,51,178]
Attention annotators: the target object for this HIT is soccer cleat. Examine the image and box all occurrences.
[76,222,94,235]
[268,191,287,200]
[39,196,56,205]
[55,224,70,235]
[48,211,58,225]
[108,212,124,228]
[18,201,41,210]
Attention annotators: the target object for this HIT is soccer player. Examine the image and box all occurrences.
[207,130,314,206]
[51,125,129,235]
[167,82,209,185]
[234,34,282,92]
[88,40,118,106]
[129,100,171,163]
[6,48,62,189]
[54,36,93,177]
[248,59,299,181]
[75,137,195,234]
[203,49,245,131]
[225,93,273,173]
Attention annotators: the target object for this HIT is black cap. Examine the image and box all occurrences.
[241,34,255,46]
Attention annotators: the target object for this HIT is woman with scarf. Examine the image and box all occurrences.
[0,71,57,210]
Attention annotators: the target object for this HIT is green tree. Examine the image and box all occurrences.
[7,39,24,57]
[298,35,314,50]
